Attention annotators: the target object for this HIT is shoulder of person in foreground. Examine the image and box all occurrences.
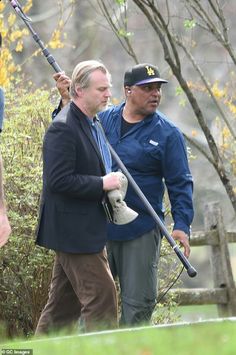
[0,154,11,248]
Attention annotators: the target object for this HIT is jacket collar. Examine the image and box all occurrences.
[70,102,106,174]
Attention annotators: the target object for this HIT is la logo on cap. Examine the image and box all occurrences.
[146,66,155,76]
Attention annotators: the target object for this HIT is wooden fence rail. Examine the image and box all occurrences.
[167,201,236,317]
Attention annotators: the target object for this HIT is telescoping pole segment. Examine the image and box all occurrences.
[8,0,197,278]
[7,0,63,73]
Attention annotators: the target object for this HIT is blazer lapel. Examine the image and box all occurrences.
[69,102,106,174]
[79,116,106,174]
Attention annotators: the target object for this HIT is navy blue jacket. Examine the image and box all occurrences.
[99,103,194,241]
[37,102,107,253]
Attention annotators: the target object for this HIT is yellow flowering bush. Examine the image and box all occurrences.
[0,1,32,87]
[0,0,74,87]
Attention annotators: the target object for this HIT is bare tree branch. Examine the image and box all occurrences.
[97,0,139,63]
[30,1,75,23]
[184,134,216,167]
[186,0,236,65]
[175,38,236,140]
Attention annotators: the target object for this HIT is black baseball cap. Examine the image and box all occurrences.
[124,63,168,86]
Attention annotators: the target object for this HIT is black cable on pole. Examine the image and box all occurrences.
[8,0,197,278]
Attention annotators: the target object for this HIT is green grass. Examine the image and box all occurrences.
[1,319,236,355]
[178,304,218,321]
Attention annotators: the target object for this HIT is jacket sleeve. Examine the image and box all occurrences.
[162,129,194,235]
[43,121,104,201]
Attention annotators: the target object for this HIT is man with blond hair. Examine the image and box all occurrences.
[35,60,121,334]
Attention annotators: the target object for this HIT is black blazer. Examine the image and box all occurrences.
[36,102,108,253]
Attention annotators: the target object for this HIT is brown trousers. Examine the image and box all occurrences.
[35,248,118,334]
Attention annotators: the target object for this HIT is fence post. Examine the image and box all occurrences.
[204,201,236,316]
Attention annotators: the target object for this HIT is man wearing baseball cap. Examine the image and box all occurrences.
[53,62,194,326]
[124,63,168,86]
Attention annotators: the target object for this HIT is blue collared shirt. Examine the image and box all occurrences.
[99,103,194,241]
